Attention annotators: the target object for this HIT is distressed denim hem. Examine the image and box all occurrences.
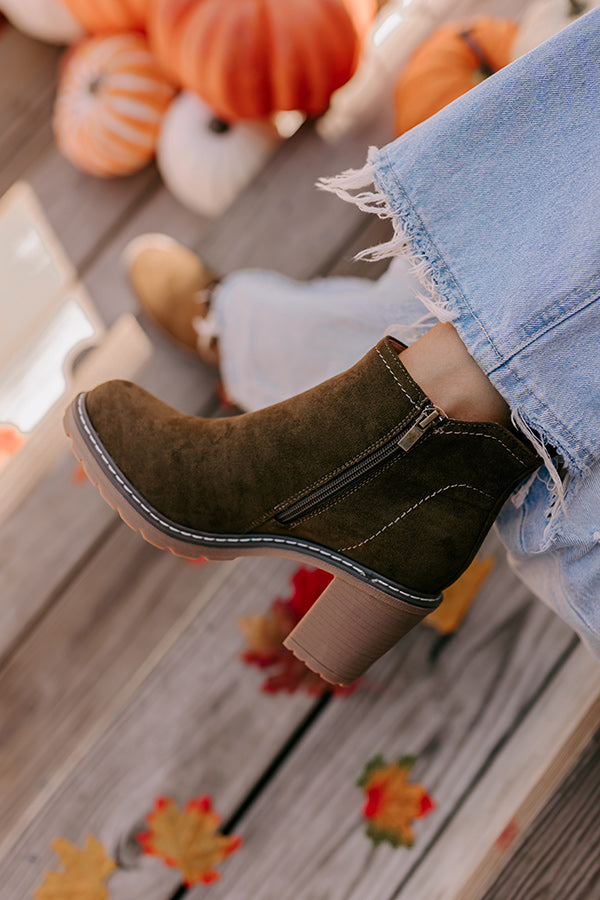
[320,147,591,483]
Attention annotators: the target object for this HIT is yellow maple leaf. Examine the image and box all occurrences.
[33,836,116,900]
[358,756,435,847]
[237,606,292,662]
[425,555,496,634]
[138,796,242,886]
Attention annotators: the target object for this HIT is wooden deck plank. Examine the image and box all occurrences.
[27,153,160,272]
[1,524,217,850]
[482,726,600,900]
[0,452,115,663]
[0,556,315,899]
[398,643,600,900]
[0,28,60,195]
[197,117,393,281]
[184,538,576,900]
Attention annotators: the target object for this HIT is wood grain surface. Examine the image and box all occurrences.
[1,13,598,900]
[0,556,315,899]
[483,726,600,900]
[190,537,577,900]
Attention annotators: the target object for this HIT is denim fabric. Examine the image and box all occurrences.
[364,9,600,655]
[212,256,600,656]
[213,10,600,656]
[369,9,600,477]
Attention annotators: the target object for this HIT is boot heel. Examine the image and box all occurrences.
[283,576,436,686]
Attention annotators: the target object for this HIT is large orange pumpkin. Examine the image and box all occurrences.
[395,18,518,136]
[53,33,176,177]
[62,0,151,33]
[148,0,377,120]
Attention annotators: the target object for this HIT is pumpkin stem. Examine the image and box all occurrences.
[89,76,103,95]
[209,118,231,134]
[459,29,495,79]
[568,0,587,15]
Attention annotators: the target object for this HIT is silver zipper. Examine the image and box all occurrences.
[276,404,444,526]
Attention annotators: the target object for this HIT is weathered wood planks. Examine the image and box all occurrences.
[2,11,598,900]
[188,537,577,900]
[0,555,315,899]
[0,29,60,195]
[398,642,600,900]
[483,726,600,900]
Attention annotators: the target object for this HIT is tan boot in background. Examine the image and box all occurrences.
[123,233,220,367]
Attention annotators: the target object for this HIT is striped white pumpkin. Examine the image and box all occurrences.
[53,32,176,177]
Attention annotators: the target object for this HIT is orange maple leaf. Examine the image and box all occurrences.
[138,796,241,886]
[424,555,496,635]
[358,756,435,847]
[33,836,116,900]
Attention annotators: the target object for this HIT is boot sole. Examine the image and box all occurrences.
[64,394,442,686]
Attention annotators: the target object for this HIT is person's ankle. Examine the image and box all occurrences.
[395,323,511,428]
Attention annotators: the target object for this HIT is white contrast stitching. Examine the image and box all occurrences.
[339,483,493,552]
[376,347,419,409]
[75,396,437,605]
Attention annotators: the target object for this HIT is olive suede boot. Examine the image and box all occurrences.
[64,336,539,685]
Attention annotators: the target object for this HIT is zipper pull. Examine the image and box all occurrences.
[398,405,444,451]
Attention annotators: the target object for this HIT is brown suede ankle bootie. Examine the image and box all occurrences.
[64,337,539,685]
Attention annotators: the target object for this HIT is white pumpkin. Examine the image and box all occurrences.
[511,0,600,59]
[0,0,83,43]
[157,92,281,219]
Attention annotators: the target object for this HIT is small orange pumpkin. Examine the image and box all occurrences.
[53,33,176,177]
[394,17,518,136]
[62,0,151,33]
[148,0,377,120]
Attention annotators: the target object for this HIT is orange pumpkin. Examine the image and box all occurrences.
[148,0,377,120]
[394,18,518,136]
[53,33,176,177]
[62,0,151,33]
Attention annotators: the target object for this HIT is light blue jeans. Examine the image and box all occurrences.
[322,9,600,657]
[212,10,600,657]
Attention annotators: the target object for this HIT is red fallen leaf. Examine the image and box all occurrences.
[238,567,357,697]
[287,566,334,619]
[138,796,241,886]
[357,755,435,848]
